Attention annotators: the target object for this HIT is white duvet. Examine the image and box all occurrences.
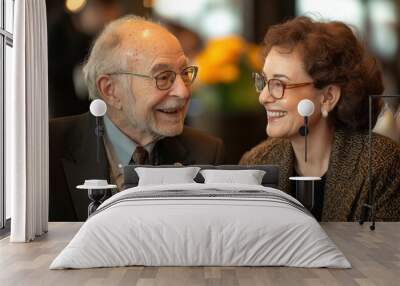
[50,183,351,269]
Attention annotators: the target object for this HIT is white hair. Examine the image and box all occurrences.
[82,15,152,100]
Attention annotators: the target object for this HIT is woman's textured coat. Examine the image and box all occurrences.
[240,129,400,221]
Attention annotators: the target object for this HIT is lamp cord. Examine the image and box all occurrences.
[305,116,308,162]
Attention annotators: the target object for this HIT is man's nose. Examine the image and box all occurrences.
[170,74,190,99]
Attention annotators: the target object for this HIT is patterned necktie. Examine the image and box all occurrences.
[132,146,149,165]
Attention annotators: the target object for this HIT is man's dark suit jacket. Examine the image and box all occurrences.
[50,112,224,222]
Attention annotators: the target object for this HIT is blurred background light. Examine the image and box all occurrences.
[368,0,397,59]
[201,8,240,38]
[143,0,154,8]
[296,0,364,33]
[65,0,87,13]
[154,0,207,20]
[154,0,240,39]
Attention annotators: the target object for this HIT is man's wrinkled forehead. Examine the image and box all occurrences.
[148,54,189,73]
[118,24,186,71]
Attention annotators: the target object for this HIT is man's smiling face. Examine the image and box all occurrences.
[115,23,192,139]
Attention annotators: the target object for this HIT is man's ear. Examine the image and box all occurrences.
[320,84,341,112]
[96,75,122,110]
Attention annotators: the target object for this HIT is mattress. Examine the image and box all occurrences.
[50,183,351,269]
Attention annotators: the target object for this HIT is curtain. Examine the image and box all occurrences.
[6,0,49,242]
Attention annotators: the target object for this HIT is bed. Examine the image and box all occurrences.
[50,165,350,269]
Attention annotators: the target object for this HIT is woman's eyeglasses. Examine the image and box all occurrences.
[252,72,313,99]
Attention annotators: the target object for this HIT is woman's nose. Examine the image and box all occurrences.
[259,86,275,106]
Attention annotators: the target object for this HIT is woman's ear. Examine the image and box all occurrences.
[320,84,341,112]
[96,75,122,110]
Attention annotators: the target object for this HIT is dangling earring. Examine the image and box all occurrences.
[321,109,328,118]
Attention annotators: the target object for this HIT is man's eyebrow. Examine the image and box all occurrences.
[179,63,189,70]
[180,58,189,68]
[150,58,190,74]
[150,63,171,74]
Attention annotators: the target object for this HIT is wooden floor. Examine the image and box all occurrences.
[0,222,399,286]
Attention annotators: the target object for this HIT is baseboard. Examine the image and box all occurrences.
[0,218,11,239]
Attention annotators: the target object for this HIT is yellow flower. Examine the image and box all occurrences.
[246,44,263,71]
[218,64,240,83]
[195,35,247,84]
[196,54,221,84]
[194,35,265,86]
[205,36,245,65]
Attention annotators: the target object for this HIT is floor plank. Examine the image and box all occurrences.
[0,222,399,286]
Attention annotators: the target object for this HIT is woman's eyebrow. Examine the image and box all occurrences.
[262,72,290,81]
[273,73,290,80]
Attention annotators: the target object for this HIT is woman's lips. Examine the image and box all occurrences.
[267,110,287,123]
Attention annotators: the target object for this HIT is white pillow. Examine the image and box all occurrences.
[135,167,201,186]
[200,169,266,185]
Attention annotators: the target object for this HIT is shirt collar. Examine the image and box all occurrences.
[103,115,155,166]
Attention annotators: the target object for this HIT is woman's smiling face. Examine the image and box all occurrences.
[259,46,322,139]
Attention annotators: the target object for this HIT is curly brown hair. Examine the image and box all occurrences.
[263,16,383,131]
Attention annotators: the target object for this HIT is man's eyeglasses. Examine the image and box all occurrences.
[108,66,199,91]
[252,72,313,99]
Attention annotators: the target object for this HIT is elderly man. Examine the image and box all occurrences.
[50,16,224,221]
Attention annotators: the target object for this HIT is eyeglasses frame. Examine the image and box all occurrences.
[253,72,314,99]
[107,65,199,91]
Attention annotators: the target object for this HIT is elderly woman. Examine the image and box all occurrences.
[240,16,400,221]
